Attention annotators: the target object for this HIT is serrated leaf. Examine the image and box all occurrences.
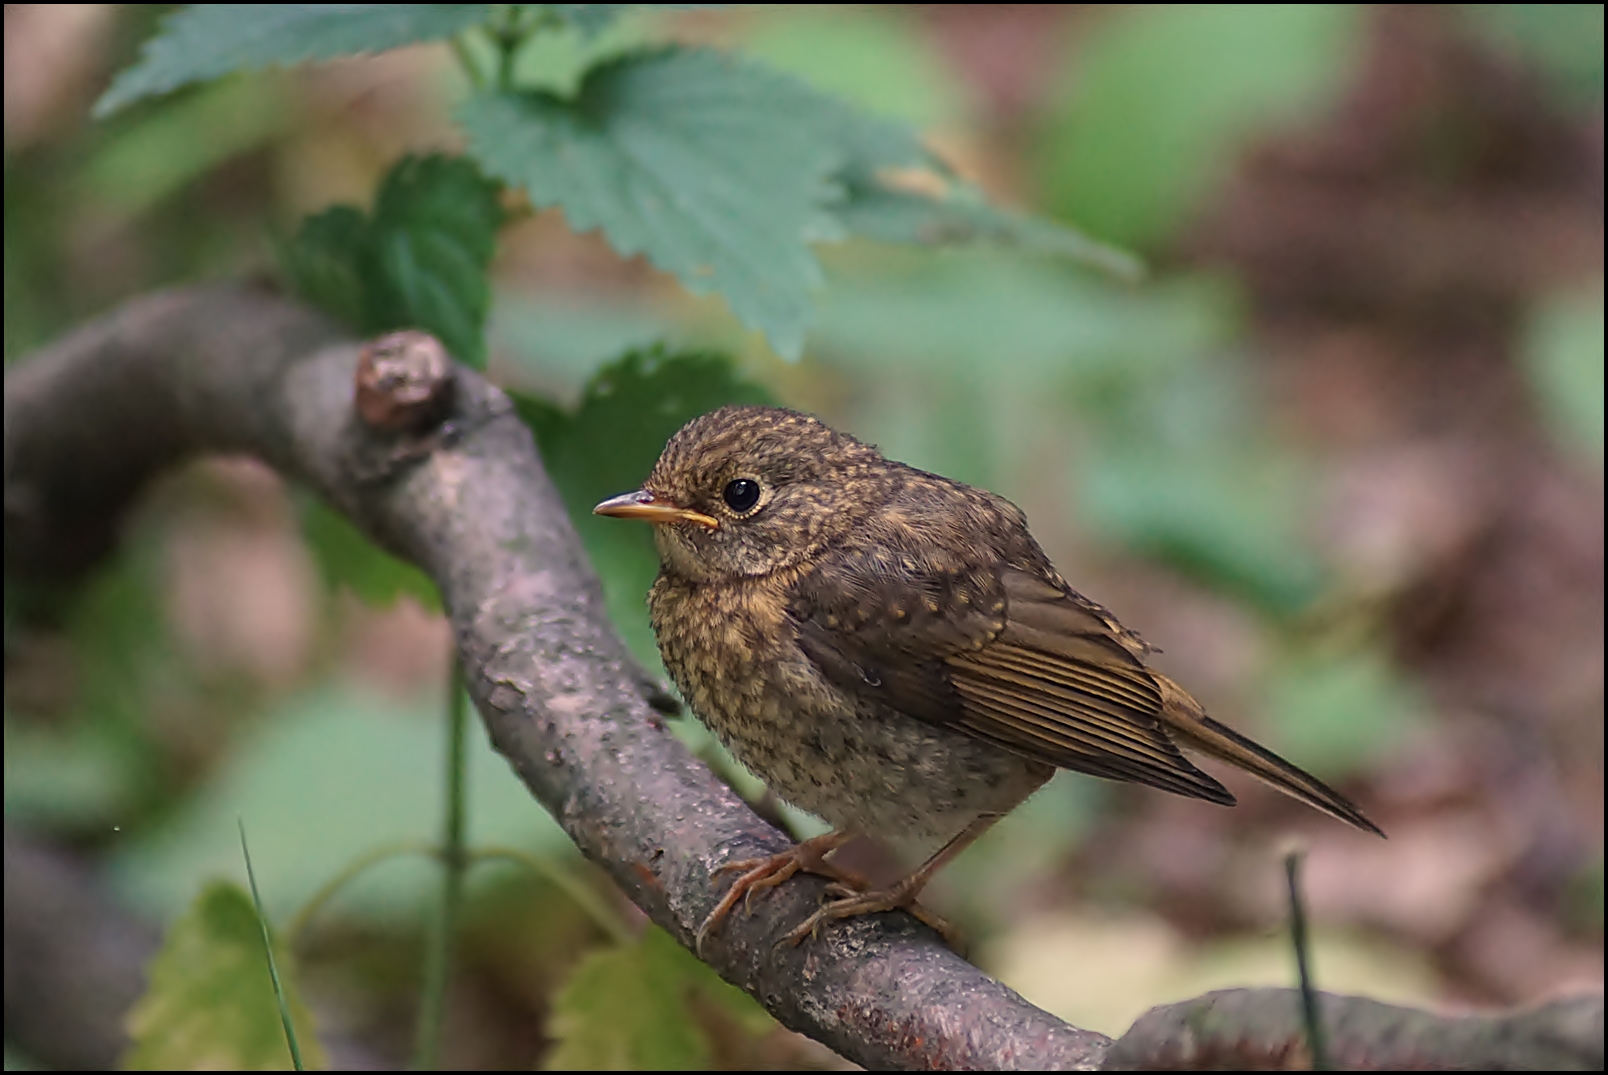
[512,347,773,666]
[125,882,327,1070]
[301,496,441,611]
[545,926,770,1070]
[364,154,503,367]
[282,204,370,329]
[461,47,874,359]
[96,4,491,117]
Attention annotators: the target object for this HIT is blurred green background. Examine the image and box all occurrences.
[5,4,1602,1069]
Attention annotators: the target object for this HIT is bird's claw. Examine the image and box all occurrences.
[694,836,865,957]
[776,885,963,950]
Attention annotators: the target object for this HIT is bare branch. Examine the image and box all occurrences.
[1105,987,1604,1071]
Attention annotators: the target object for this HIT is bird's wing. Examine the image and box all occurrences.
[787,546,1234,804]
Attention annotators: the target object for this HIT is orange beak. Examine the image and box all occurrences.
[592,489,719,530]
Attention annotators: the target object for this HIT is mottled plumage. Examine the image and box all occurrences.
[595,405,1381,948]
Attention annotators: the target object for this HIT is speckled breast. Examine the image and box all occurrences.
[649,572,1051,846]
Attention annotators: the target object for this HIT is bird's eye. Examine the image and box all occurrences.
[722,478,761,513]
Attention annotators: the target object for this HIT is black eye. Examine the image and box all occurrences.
[722,478,761,513]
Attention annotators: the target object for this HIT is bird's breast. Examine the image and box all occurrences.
[648,570,1050,844]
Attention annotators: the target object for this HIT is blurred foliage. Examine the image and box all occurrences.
[514,347,774,667]
[743,4,966,126]
[81,75,299,218]
[1522,284,1605,464]
[124,881,327,1070]
[5,537,181,831]
[107,683,573,925]
[1038,4,1362,250]
[1259,648,1424,778]
[301,496,442,612]
[1466,3,1605,107]
[544,926,773,1070]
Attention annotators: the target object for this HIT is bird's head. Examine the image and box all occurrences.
[593,405,895,581]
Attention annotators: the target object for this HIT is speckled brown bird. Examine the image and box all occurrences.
[595,405,1382,950]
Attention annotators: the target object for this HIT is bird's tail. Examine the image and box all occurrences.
[1153,673,1385,837]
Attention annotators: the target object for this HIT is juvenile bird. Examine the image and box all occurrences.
[594,405,1382,950]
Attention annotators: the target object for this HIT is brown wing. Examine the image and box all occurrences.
[787,544,1234,805]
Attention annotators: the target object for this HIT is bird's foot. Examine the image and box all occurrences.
[781,875,961,949]
[695,830,861,955]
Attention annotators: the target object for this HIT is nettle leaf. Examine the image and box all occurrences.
[512,347,773,666]
[282,154,502,368]
[125,881,327,1070]
[545,926,770,1070]
[460,46,974,359]
[365,154,503,367]
[461,47,859,359]
[96,4,492,117]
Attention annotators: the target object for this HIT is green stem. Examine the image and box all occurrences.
[450,33,488,92]
[495,30,520,94]
[285,841,435,948]
[1285,850,1330,1071]
[413,657,470,1071]
[471,847,634,945]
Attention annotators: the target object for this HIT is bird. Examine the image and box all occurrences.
[593,405,1382,950]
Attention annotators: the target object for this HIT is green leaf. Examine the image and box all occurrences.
[96,4,491,116]
[282,205,370,331]
[512,347,773,666]
[281,154,502,366]
[1039,4,1361,249]
[364,155,503,367]
[461,48,857,359]
[1522,285,1604,463]
[125,881,327,1070]
[545,926,770,1070]
[301,497,441,612]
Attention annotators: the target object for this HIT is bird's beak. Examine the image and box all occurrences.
[592,489,720,530]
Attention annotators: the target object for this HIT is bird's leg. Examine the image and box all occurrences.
[696,830,862,954]
[782,812,1007,948]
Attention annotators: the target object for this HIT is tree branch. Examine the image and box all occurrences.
[7,286,1599,1070]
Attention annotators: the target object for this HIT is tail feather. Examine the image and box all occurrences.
[1153,673,1385,838]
